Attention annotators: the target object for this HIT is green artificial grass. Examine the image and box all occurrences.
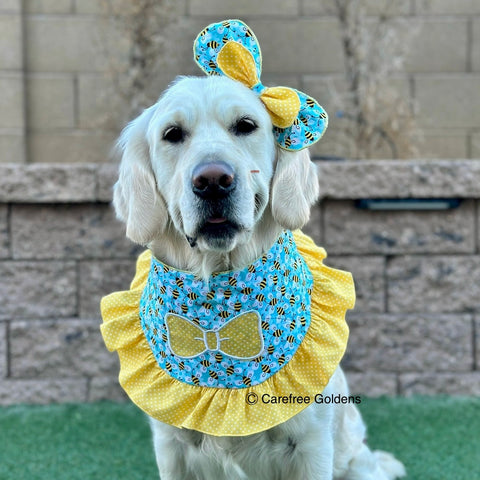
[0,397,478,479]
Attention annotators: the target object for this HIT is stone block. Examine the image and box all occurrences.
[29,131,116,163]
[327,256,385,313]
[0,322,6,377]
[0,205,8,258]
[300,202,322,244]
[88,376,128,402]
[0,14,22,69]
[25,16,129,73]
[10,319,118,378]
[343,371,397,397]
[419,130,469,159]
[11,204,141,260]
[79,259,138,318]
[189,0,298,16]
[75,0,186,15]
[415,75,480,129]
[316,160,480,200]
[342,313,473,372]
[302,0,410,15]
[27,75,75,129]
[0,261,76,319]
[97,163,117,202]
[387,256,480,313]
[24,0,72,13]
[405,19,467,73]
[246,19,343,74]
[416,0,480,14]
[0,74,24,129]
[399,372,480,395]
[476,316,480,370]
[0,132,25,163]
[0,164,97,202]
[323,200,475,255]
[0,378,88,405]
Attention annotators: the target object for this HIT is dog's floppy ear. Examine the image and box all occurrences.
[113,106,168,245]
[270,148,320,230]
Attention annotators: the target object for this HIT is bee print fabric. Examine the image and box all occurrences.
[193,19,328,151]
[139,230,313,389]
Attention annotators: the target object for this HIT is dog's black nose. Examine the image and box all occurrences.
[192,162,236,200]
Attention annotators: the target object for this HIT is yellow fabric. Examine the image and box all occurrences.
[165,311,263,359]
[100,231,355,436]
[217,41,300,128]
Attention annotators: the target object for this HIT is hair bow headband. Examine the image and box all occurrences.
[193,19,328,151]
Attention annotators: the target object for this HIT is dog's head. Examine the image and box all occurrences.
[113,75,319,253]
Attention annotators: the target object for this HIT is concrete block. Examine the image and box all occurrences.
[25,16,129,72]
[406,19,468,73]
[323,199,475,255]
[88,376,128,402]
[246,19,344,74]
[10,319,118,378]
[387,255,480,313]
[0,14,22,69]
[0,205,8,259]
[342,313,473,372]
[416,0,480,14]
[472,132,480,158]
[189,0,298,16]
[415,75,480,129]
[344,372,397,397]
[0,164,97,202]
[0,261,76,319]
[0,75,24,129]
[0,0,21,12]
[75,0,186,15]
[79,259,138,318]
[302,0,410,15]
[0,133,25,163]
[0,378,88,405]
[0,322,6,377]
[29,131,116,163]
[11,204,142,260]
[419,129,469,159]
[474,18,480,72]
[327,256,386,313]
[24,0,73,13]
[27,75,75,129]
[399,372,480,395]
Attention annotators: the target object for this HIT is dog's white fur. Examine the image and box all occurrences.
[113,75,406,480]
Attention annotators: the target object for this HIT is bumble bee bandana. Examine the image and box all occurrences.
[101,231,355,436]
[193,19,328,151]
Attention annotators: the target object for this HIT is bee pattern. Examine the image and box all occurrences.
[208,60,217,69]
[200,359,211,368]
[261,320,270,330]
[178,361,185,370]
[267,345,275,355]
[163,265,170,273]
[161,332,168,342]
[233,301,242,311]
[306,98,315,108]
[261,364,271,374]
[224,289,232,299]
[219,311,230,319]
[207,41,219,49]
[300,316,306,327]
[248,265,256,273]
[245,28,253,38]
[284,137,292,148]
[241,287,253,295]
[287,335,295,344]
[222,21,231,28]
[273,329,283,337]
[165,362,172,372]
[278,354,286,366]
[222,36,229,44]
[172,289,180,300]
[181,304,188,314]
[153,264,160,274]
[228,277,237,287]
[207,291,215,300]
[261,254,268,264]
[160,285,166,294]
[192,317,201,326]
[253,356,263,363]
[243,376,252,387]
[305,131,314,141]
[209,370,219,380]
[289,319,296,331]
[276,306,285,315]
[175,278,184,289]
[280,286,287,295]
[259,279,267,290]
[226,365,235,376]
[274,261,281,270]
[269,298,278,306]
[202,302,212,310]
[187,292,198,300]
[191,376,200,386]
[215,353,223,362]
[300,116,309,127]
[320,112,327,119]
[272,274,278,285]
[289,295,296,306]
[256,293,265,302]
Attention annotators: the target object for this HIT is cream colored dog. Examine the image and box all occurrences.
[112,75,406,480]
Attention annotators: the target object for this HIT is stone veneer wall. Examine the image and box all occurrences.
[0,159,479,405]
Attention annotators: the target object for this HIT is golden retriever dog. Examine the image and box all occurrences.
[111,74,406,480]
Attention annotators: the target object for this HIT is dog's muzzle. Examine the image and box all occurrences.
[192,161,236,201]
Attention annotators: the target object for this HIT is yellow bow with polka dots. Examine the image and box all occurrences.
[217,41,300,129]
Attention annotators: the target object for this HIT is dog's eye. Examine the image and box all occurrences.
[162,125,185,143]
[232,117,258,136]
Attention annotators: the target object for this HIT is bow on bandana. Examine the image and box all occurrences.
[193,19,328,151]
[165,311,263,359]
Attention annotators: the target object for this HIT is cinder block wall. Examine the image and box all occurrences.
[0,160,479,405]
[1,0,480,164]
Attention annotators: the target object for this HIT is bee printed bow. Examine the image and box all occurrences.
[193,19,328,151]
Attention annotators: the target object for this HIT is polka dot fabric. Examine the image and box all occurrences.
[100,231,355,437]
[193,19,328,150]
